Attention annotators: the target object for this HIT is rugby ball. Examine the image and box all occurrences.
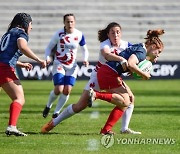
[132,60,152,79]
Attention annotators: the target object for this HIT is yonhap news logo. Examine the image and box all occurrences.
[116,138,176,145]
[101,134,114,148]
[100,136,176,148]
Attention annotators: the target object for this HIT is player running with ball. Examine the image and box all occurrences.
[96,29,165,135]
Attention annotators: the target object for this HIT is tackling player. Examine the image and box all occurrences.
[93,29,165,134]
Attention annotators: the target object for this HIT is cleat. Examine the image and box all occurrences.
[5,126,27,137]
[100,128,115,136]
[52,113,58,118]
[120,128,141,135]
[42,106,50,118]
[41,120,54,133]
[88,88,96,107]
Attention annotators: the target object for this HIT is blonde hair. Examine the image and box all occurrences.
[145,29,165,49]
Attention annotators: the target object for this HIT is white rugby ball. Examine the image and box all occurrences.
[132,59,152,79]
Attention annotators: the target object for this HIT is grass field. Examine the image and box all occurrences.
[0,80,180,154]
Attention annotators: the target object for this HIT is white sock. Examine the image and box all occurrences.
[8,125,16,129]
[53,94,69,114]
[121,104,134,132]
[46,90,58,108]
[53,104,75,126]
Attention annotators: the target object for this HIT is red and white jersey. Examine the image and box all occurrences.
[45,28,88,69]
[95,39,132,71]
[84,39,131,91]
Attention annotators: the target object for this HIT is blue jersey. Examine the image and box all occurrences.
[107,43,146,75]
[0,28,28,68]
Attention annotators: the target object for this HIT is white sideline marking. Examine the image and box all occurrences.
[90,111,99,119]
[87,139,99,151]
[92,101,99,107]
[90,102,100,119]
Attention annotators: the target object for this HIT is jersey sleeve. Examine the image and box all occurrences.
[80,44,89,61]
[100,40,111,51]
[128,42,132,47]
[18,31,29,42]
[45,31,59,59]
[133,47,146,62]
[79,34,86,46]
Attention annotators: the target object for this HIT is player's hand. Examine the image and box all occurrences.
[46,59,51,65]
[39,60,47,68]
[83,61,89,67]
[120,59,128,71]
[23,63,33,71]
[46,56,51,65]
[126,71,133,76]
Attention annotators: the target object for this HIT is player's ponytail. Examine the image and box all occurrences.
[98,29,108,42]
[145,29,165,49]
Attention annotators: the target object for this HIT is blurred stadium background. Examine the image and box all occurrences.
[0,0,180,79]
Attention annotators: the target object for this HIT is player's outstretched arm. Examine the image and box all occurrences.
[17,38,46,68]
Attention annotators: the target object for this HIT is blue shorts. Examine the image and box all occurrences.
[53,73,76,86]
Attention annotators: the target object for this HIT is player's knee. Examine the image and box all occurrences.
[54,87,61,95]
[63,89,71,95]
[114,94,129,107]
[123,101,131,107]
[54,90,60,95]
[63,86,72,95]
[130,94,135,103]
[15,98,25,106]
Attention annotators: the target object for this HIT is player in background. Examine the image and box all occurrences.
[42,13,89,118]
[0,13,46,136]
[94,29,165,135]
[41,22,141,134]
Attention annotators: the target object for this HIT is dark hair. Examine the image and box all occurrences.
[145,29,165,49]
[7,13,32,33]
[63,13,75,23]
[98,22,122,42]
[63,13,75,34]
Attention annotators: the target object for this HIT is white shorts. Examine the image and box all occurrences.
[52,61,78,78]
[84,70,100,91]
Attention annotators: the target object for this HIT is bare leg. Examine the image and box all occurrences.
[2,80,27,136]
[41,90,90,133]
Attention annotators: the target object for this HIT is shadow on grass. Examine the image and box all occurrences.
[1,108,179,116]
[23,89,180,97]
[39,132,98,136]
[0,131,58,136]
[1,104,179,116]
[0,131,40,135]
[25,132,41,135]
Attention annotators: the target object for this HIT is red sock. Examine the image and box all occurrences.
[95,91,112,102]
[102,106,124,131]
[9,102,22,126]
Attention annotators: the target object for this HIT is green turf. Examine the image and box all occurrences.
[0,80,179,154]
